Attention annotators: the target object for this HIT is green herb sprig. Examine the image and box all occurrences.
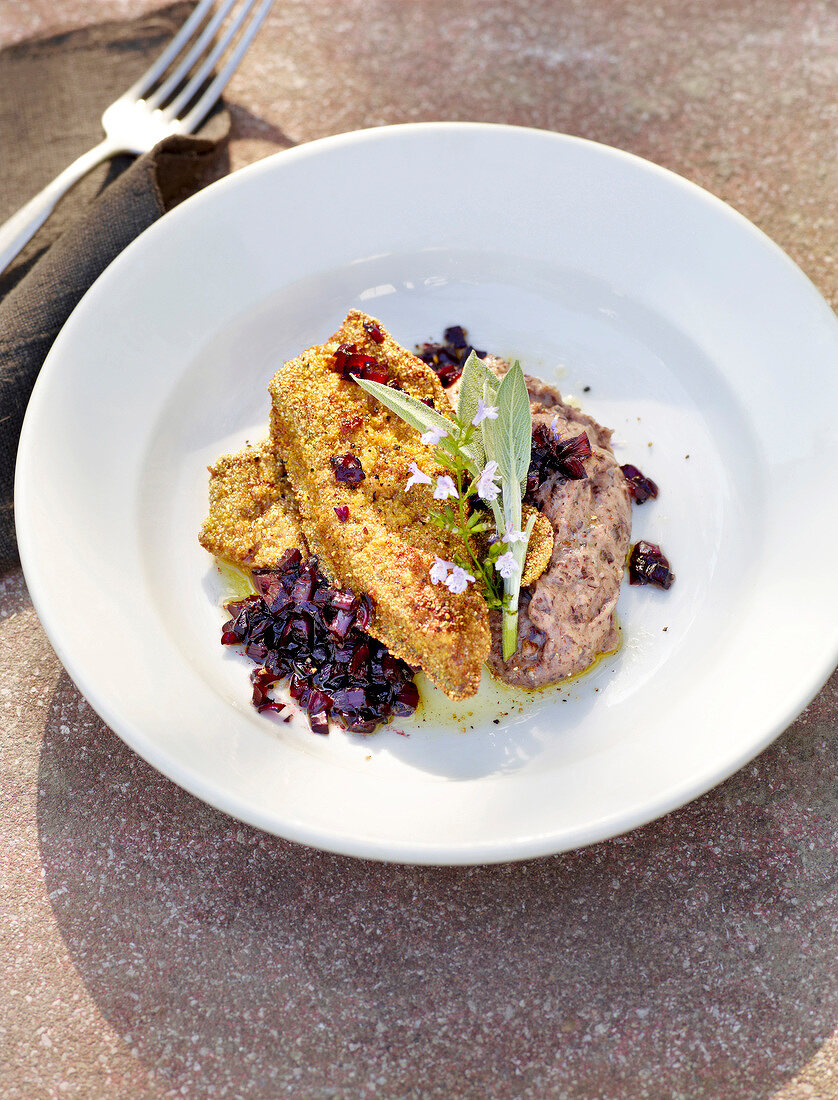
[354,352,534,660]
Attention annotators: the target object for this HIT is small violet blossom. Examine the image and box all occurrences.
[445,566,475,594]
[421,425,449,447]
[472,398,499,426]
[433,475,458,501]
[406,461,433,490]
[494,551,519,580]
[429,556,454,585]
[502,522,526,545]
[550,414,560,436]
[475,460,500,502]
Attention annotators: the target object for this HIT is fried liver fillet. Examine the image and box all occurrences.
[198,437,309,567]
[268,310,490,701]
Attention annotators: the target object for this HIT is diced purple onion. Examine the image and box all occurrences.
[526,425,592,495]
[328,608,356,639]
[330,453,365,485]
[356,594,374,631]
[621,464,659,505]
[391,681,420,717]
[275,548,302,572]
[331,342,384,379]
[330,590,357,612]
[628,541,675,589]
[360,364,390,385]
[363,320,385,344]
[443,325,467,348]
[220,554,415,736]
[290,568,315,605]
[417,326,485,389]
[331,686,368,712]
[308,708,330,736]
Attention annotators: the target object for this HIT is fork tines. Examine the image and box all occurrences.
[131,0,274,131]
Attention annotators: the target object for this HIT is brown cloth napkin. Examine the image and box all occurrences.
[0,2,231,571]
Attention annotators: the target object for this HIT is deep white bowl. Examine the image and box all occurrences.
[16,123,838,863]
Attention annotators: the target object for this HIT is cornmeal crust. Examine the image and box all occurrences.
[198,437,309,567]
[267,310,491,701]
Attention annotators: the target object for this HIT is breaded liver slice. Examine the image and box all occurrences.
[268,310,490,701]
[199,437,309,567]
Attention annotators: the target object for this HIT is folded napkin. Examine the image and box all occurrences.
[0,2,231,571]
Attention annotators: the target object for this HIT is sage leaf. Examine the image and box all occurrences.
[490,360,533,660]
[492,360,532,487]
[457,351,499,428]
[480,380,497,466]
[353,376,445,435]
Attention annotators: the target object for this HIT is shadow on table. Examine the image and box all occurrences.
[37,668,838,1100]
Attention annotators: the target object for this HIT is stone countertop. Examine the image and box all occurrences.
[2,1,837,1097]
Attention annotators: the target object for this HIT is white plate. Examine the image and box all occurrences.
[16,123,838,864]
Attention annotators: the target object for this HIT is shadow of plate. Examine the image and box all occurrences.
[37,667,838,1099]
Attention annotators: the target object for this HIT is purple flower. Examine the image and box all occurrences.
[406,461,433,490]
[444,566,475,594]
[494,551,519,580]
[429,556,454,585]
[472,398,499,426]
[475,460,500,502]
[433,475,458,501]
[421,425,449,447]
[502,522,526,544]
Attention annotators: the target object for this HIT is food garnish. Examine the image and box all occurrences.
[628,540,675,589]
[526,423,593,496]
[417,325,486,388]
[620,463,659,504]
[363,320,385,344]
[329,453,365,484]
[331,343,383,380]
[354,352,536,660]
[221,549,418,735]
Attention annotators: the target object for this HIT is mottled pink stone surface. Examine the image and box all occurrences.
[2,1,837,1097]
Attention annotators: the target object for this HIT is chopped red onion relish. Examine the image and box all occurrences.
[334,505,350,522]
[356,594,374,631]
[628,541,675,589]
[250,666,282,710]
[332,342,381,379]
[362,320,385,344]
[621,464,659,504]
[359,364,389,385]
[392,680,420,716]
[328,607,356,639]
[443,325,468,348]
[330,453,365,484]
[416,325,485,388]
[221,555,416,734]
[526,425,592,496]
[329,590,357,612]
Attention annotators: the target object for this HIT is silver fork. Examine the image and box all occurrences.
[0,0,274,275]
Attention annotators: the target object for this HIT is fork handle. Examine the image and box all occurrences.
[0,138,122,276]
